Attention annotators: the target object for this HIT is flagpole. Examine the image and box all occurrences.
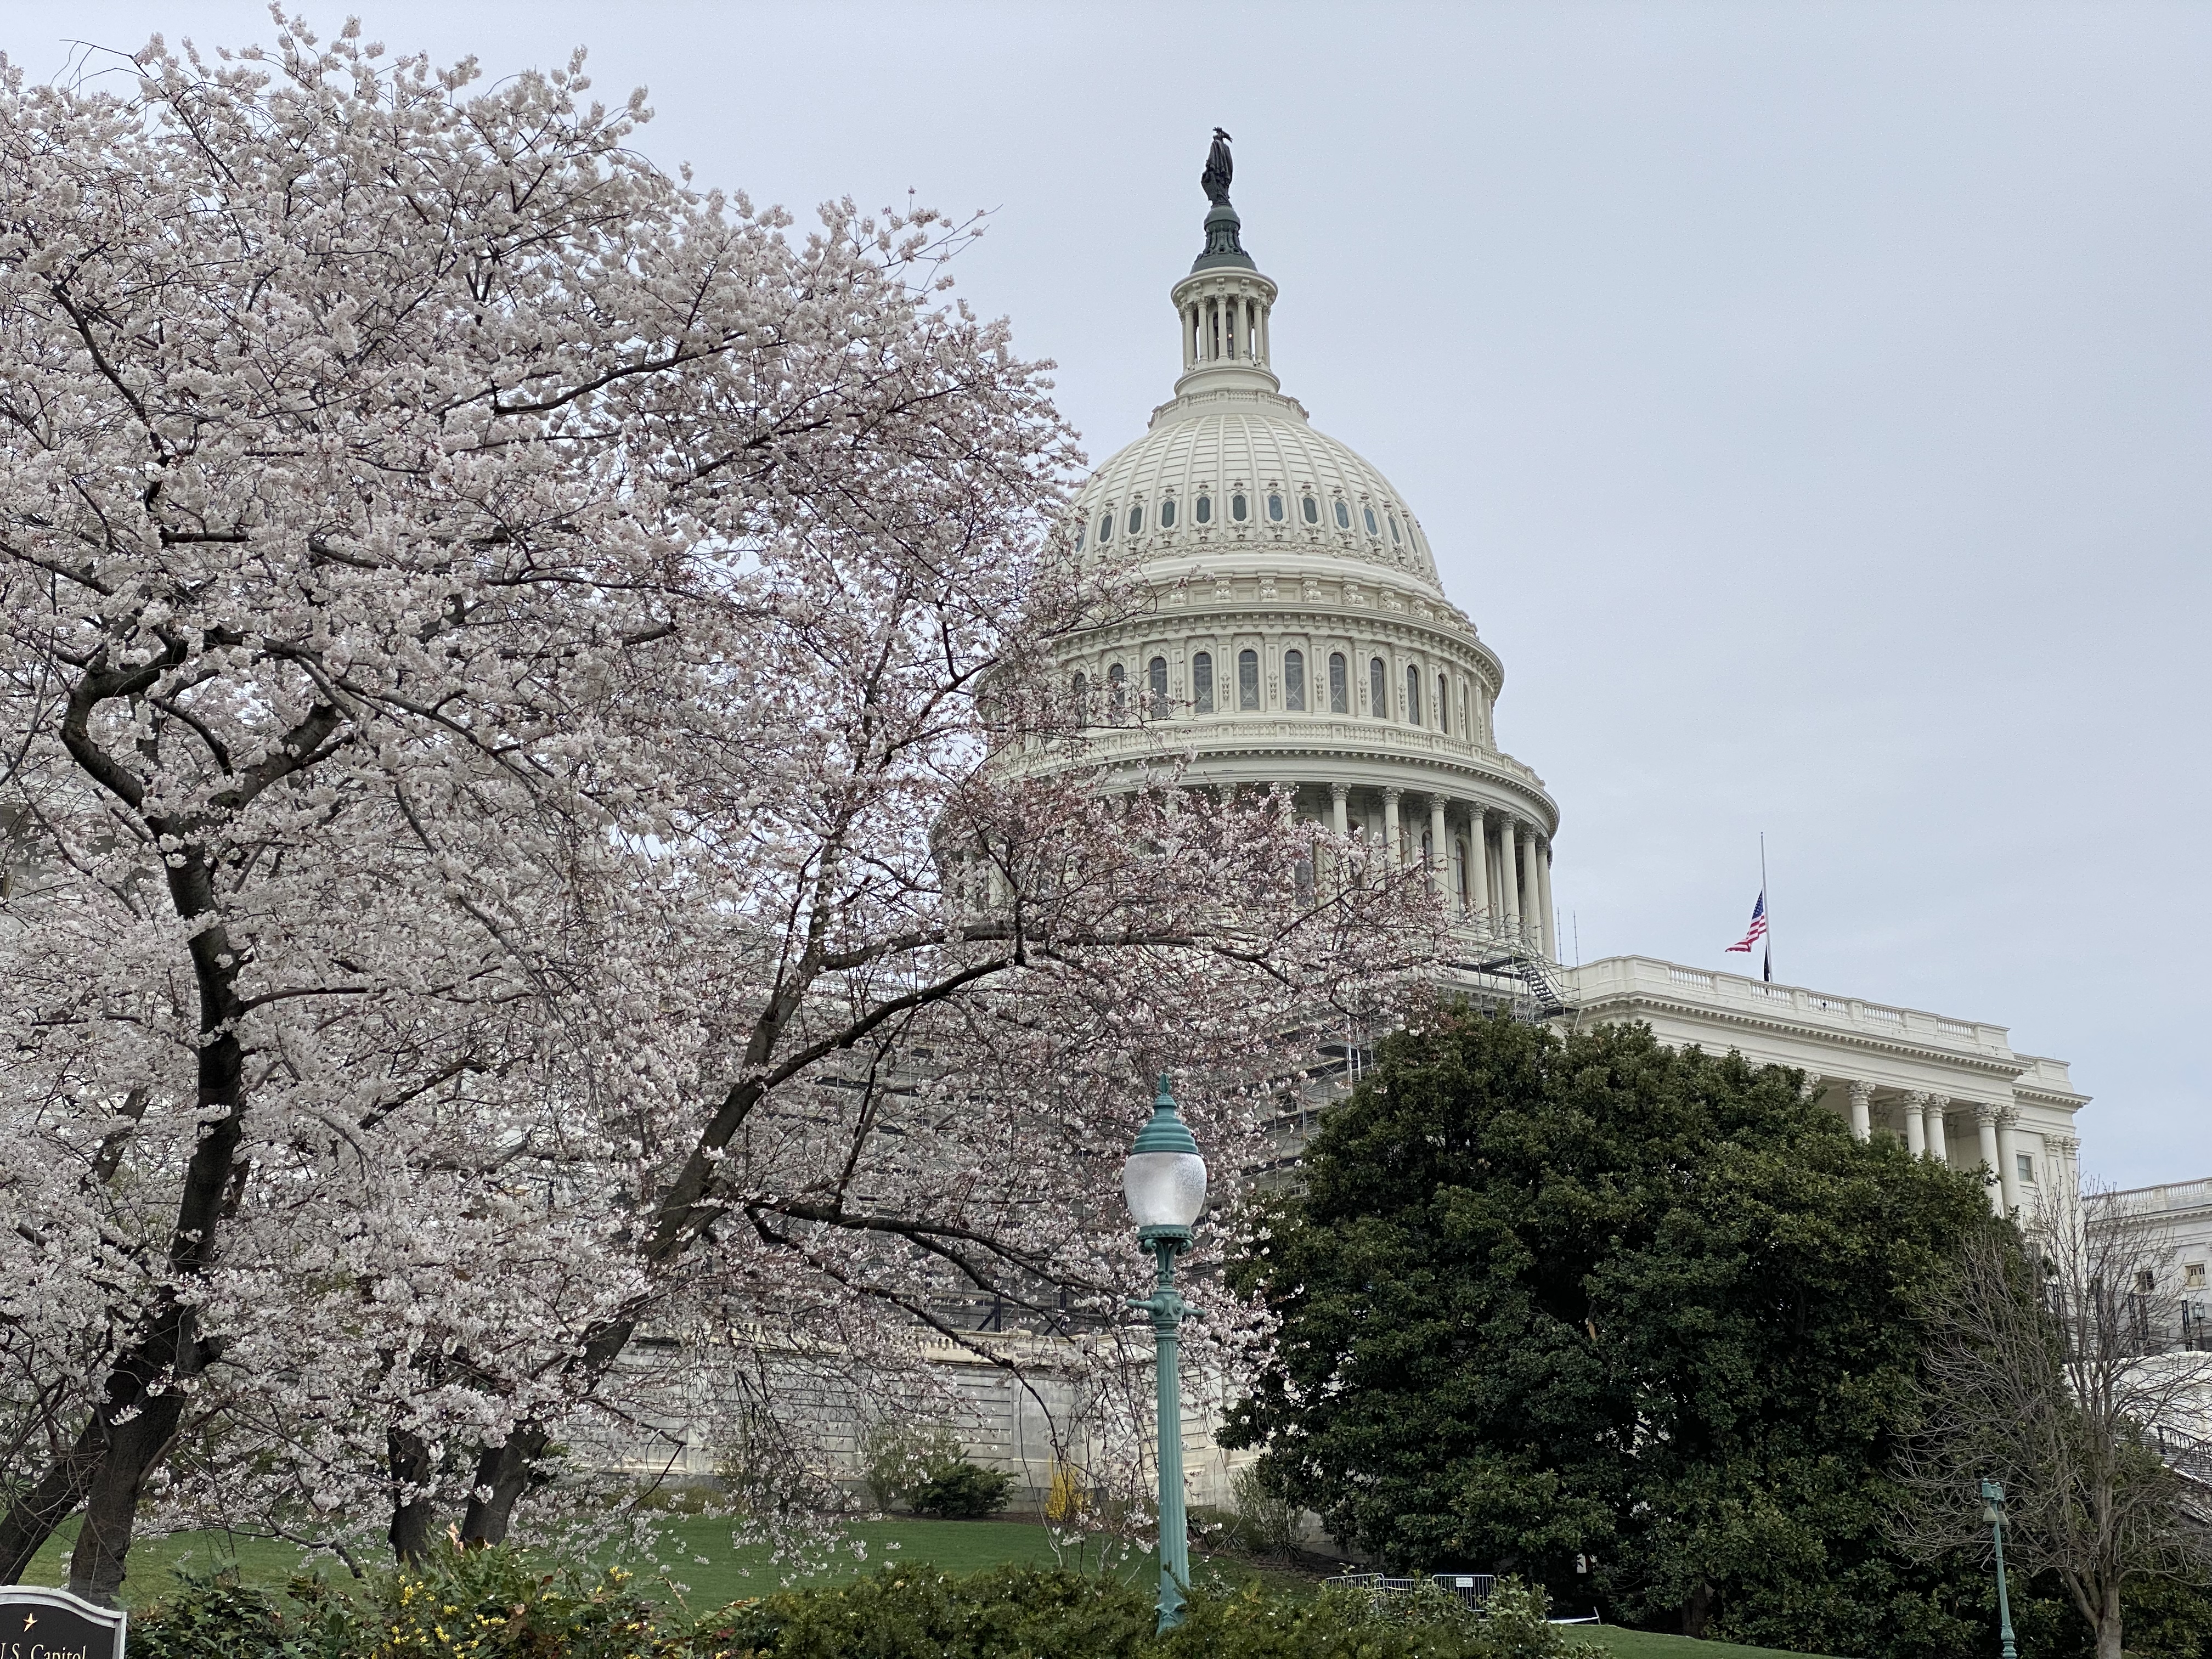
[1760,833,1773,984]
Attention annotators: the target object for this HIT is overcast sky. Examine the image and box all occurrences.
[22,2,2209,1188]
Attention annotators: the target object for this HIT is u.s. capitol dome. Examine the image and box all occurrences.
[1045,173,1562,958]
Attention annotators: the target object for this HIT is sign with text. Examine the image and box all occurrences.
[0,1587,127,1659]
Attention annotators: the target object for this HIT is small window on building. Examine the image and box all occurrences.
[1437,673,1450,734]
[1406,664,1421,726]
[2017,1152,2036,1186]
[1107,661,1125,720]
[1302,494,1319,524]
[1193,651,1214,713]
[1388,514,1401,544]
[1195,494,1212,524]
[1238,648,1260,709]
[2137,1269,2159,1293]
[1159,496,1177,529]
[1268,492,1284,522]
[1284,648,1306,710]
[1074,524,1086,552]
[1231,492,1248,522]
[1128,504,1143,535]
[1148,656,1169,718]
[1070,670,1087,722]
[2188,1263,2209,1290]
[1328,651,1348,713]
[1098,512,1113,544]
[1334,499,1352,529]
[1363,505,1379,535]
[1369,656,1386,717]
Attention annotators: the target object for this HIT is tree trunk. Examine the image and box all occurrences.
[457,1426,551,1547]
[2094,1576,2125,1659]
[0,1416,103,1582]
[388,1430,437,1565]
[1682,1581,1716,1639]
[55,852,247,1601]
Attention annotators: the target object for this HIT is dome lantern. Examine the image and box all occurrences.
[1172,128,1280,400]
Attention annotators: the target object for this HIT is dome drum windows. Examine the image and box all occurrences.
[1127,504,1144,536]
[1334,499,1352,530]
[1406,664,1422,727]
[1238,648,1260,710]
[1193,651,1214,714]
[1437,673,1451,735]
[1097,511,1113,544]
[1107,661,1125,721]
[1231,492,1248,523]
[1159,495,1177,529]
[1301,494,1320,525]
[1195,493,1213,525]
[1363,505,1379,537]
[1284,648,1306,711]
[1368,656,1386,718]
[1328,652,1348,714]
[1267,492,1285,522]
[1148,656,1169,718]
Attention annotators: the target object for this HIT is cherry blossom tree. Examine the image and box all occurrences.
[0,14,1442,1600]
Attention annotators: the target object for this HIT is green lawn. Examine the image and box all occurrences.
[1572,1628,1847,1659]
[21,1514,1297,1612]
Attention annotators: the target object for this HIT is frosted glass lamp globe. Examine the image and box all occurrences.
[1123,1077,1208,1236]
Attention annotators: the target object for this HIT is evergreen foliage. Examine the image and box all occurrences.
[1223,1011,2000,1656]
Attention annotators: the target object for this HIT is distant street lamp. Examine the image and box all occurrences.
[1981,1477,2019,1659]
[1123,1075,1208,1634]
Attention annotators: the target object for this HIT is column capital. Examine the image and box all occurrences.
[1381,784,1402,801]
[2049,1134,2080,1156]
[1974,1101,2004,1126]
[1329,781,1350,802]
[1798,1073,1825,1101]
[1905,1088,1936,1109]
[1848,1080,1876,1106]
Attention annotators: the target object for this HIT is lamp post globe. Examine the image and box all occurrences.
[1124,1075,1206,1633]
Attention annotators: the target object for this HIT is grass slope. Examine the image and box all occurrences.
[1573,1628,1849,1659]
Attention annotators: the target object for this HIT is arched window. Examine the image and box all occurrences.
[1328,652,1348,713]
[1387,514,1401,544]
[1406,664,1422,726]
[1363,505,1379,535]
[1193,651,1215,713]
[1369,656,1386,717]
[1231,492,1248,522]
[1128,504,1144,535]
[1148,656,1169,718]
[1195,494,1212,524]
[1267,492,1284,522]
[1107,661,1125,720]
[1098,511,1113,544]
[1074,524,1086,553]
[1454,838,1470,910]
[1160,496,1177,529]
[1438,674,1450,734]
[1071,670,1088,724]
[1284,648,1306,710]
[1238,648,1260,710]
[1334,499,1352,529]
[1302,494,1320,524]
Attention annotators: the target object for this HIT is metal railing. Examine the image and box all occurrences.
[1325,1572,1497,1610]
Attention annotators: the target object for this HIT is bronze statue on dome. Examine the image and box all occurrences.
[1201,128,1233,205]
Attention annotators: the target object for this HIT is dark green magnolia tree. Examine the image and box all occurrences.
[1224,1010,1996,1654]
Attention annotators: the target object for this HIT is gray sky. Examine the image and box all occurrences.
[23,2,2210,1187]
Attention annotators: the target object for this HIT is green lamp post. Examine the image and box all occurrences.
[1122,1075,1208,1634]
[1981,1477,2019,1659]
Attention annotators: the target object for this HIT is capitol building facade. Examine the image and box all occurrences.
[1038,172,2087,1218]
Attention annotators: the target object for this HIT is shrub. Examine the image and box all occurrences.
[906,1459,1014,1519]
[128,1565,304,1659]
[682,1564,1153,1659]
[1229,1465,1301,1560]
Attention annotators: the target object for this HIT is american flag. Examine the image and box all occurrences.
[1725,891,1768,955]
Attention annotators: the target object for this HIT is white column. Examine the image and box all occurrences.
[1382,787,1403,867]
[1427,795,1448,898]
[1904,1091,1927,1158]
[1466,807,1491,918]
[1330,782,1350,839]
[1925,1094,1949,1164]
[1997,1111,2023,1215]
[1535,837,1558,958]
[1516,824,1540,940]
[1847,1080,1873,1142]
[1975,1105,2005,1216]
[1498,819,1522,934]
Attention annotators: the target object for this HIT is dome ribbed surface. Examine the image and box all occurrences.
[1069,393,1444,597]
